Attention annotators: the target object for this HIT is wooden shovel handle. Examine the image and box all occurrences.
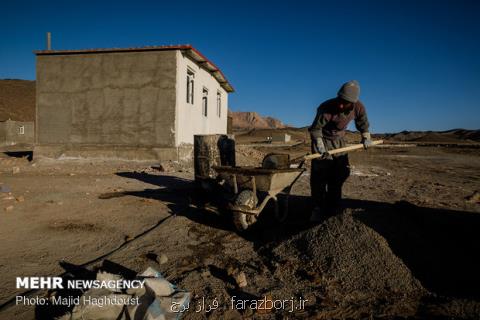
[303,140,383,161]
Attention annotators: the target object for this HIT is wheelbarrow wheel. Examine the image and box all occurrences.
[232,190,258,231]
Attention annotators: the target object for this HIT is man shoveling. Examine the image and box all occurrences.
[309,80,372,222]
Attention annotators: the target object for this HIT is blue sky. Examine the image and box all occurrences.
[1,0,479,132]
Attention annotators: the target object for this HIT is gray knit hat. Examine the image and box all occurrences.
[337,80,360,103]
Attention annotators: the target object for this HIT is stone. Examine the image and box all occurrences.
[151,165,165,172]
[234,271,247,288]
[159,254,168,264]
[465,191,480,204]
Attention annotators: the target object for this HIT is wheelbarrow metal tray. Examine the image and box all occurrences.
[213,166,304,193]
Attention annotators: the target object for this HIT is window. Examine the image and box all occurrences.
[216,92,221,117]
[186,70,194,104]
[202,88,208,117]
[18,125,25,135]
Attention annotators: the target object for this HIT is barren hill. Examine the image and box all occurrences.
[384,129,480,143]
[0,79,35,122]
[229,111,287,130]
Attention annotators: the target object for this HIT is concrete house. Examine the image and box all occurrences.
[0,120,34,147]
[34,45,233,160]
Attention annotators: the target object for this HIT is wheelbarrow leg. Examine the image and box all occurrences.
[275,188,290,223]
[271,195,280,221]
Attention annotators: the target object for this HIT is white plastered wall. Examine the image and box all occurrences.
[175,51,228,146]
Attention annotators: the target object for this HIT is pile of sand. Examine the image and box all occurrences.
[270,213,426,316]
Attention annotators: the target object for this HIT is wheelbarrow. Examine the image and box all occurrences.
[213,163,305,231]
[212,140,383,231]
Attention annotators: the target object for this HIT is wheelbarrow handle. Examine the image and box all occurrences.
[303,140,383,161]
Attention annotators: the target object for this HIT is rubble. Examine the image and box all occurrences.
[151,164,165,172]
[227,266,248,288]
[137,161,191,174]
[465,191,480,204]
[159,254,168,264]
[234,271,248,288]
[54,267,190,320]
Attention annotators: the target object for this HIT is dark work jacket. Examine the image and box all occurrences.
[309,98,370,140]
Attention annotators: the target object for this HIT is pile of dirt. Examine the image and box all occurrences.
[0,79,35,121]
[270,212,426,317]
[234,145,266,166]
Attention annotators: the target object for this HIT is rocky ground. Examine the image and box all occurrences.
[0,144,479,319]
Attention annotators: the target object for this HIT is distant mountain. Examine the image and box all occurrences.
[0,79,35,122]
[229,111,287,130]
[384,129,480,143]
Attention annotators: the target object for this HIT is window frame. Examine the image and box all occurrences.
[18,125,25,135]
[202,88,209,117]
[186,69,195,104]
[216,91,222,117]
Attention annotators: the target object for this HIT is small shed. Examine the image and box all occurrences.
[0,120,34,146]
[272,133,291,143]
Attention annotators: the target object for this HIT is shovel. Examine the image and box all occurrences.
[292,140,384,168]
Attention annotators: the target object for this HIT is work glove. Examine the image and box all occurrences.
[313,138,331,159]
[361,132,373,149]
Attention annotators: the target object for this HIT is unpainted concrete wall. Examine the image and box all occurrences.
[36,51,177,148]
[0,120,34,146]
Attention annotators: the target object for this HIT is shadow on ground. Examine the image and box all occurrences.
[2,151,33,161]
[108,171,480,300]
[347,198,480,300]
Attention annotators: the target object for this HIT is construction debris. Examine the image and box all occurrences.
[57,267,190,320]
[227,266,248,288]
[159,254,168,265]
[465,191,480,204]
[234,271,248,288]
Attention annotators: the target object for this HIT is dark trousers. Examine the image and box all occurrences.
[310,154,350,213]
